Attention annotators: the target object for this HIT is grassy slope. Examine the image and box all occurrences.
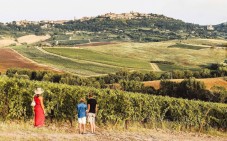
[43,47,151,70]
[12,46,119,76]
[10,38,227,75]
[84,39,226,71]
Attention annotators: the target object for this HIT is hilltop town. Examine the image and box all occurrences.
[3,12,175,26]
[85,11,170,21]
[2,11,216,32]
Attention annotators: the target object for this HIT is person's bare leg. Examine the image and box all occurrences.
[93,122,96,133]
[83,124,86,134]
[90,122,93,133]
[79,123,82,134]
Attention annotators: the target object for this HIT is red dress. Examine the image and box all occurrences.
[34,96,45,127]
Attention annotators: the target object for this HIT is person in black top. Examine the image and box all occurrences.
[87,93,98,134]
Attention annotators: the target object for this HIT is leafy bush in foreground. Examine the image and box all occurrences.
[0,77,227,131]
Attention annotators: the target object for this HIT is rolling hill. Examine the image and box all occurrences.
[0,12,226,76]
[1,12,227,43]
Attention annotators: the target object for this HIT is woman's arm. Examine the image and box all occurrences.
[39,96,45,114]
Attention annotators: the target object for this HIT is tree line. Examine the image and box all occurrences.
[4,66,227,104]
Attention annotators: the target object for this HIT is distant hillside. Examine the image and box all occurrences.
[1,12,227,43]
[215,22,227,33]
[56,12,203,42]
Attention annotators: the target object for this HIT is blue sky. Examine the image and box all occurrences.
[0,0,227,25]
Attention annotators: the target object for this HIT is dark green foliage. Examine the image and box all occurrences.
[159,78,207,100]
[0,23,46,37]
[129,71,144,81]
[209,64,227,77]
[103,70,158,83]
[2,13,227,42]
[168,43,208,50]
[57,40,89,46]
[119,80,144,92]
[159,78,227,103]
[5,68,227,103]
[6,68,102,88]
[143,72,158,81]
[150,61,175,65]
[210,86,227,103]
[0,77,227,131]
[177,78,206,99]
[159,80,179,97]
[172,70,184,79]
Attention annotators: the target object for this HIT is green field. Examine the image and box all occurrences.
[11,38,227,75]
[12,46,120,76]
[82,40,226,71]
[43,48,151,70]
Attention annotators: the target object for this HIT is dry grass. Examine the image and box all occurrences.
[17,35,50,44]
[0,121,226,141]
[0,38,17,47]
[0,34,50,48]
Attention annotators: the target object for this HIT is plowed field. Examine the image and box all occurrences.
[0,48,57,73]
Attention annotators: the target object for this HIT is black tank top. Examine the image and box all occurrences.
[88,98,97,113]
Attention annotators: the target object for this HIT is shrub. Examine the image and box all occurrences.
[0,77,227,131]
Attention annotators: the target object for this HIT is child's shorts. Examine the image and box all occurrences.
[78,117,86,124]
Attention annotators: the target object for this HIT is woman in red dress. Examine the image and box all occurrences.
[34,88,45,127]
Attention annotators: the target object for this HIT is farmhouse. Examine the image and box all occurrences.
[207,25,214,31]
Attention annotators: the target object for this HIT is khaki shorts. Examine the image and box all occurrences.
[78,117,86,124]
[88,113,95,123]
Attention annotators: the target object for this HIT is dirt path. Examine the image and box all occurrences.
[0,126,226,141]
[150,63,162,71]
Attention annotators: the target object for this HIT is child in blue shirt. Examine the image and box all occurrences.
[77,98,87,134]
